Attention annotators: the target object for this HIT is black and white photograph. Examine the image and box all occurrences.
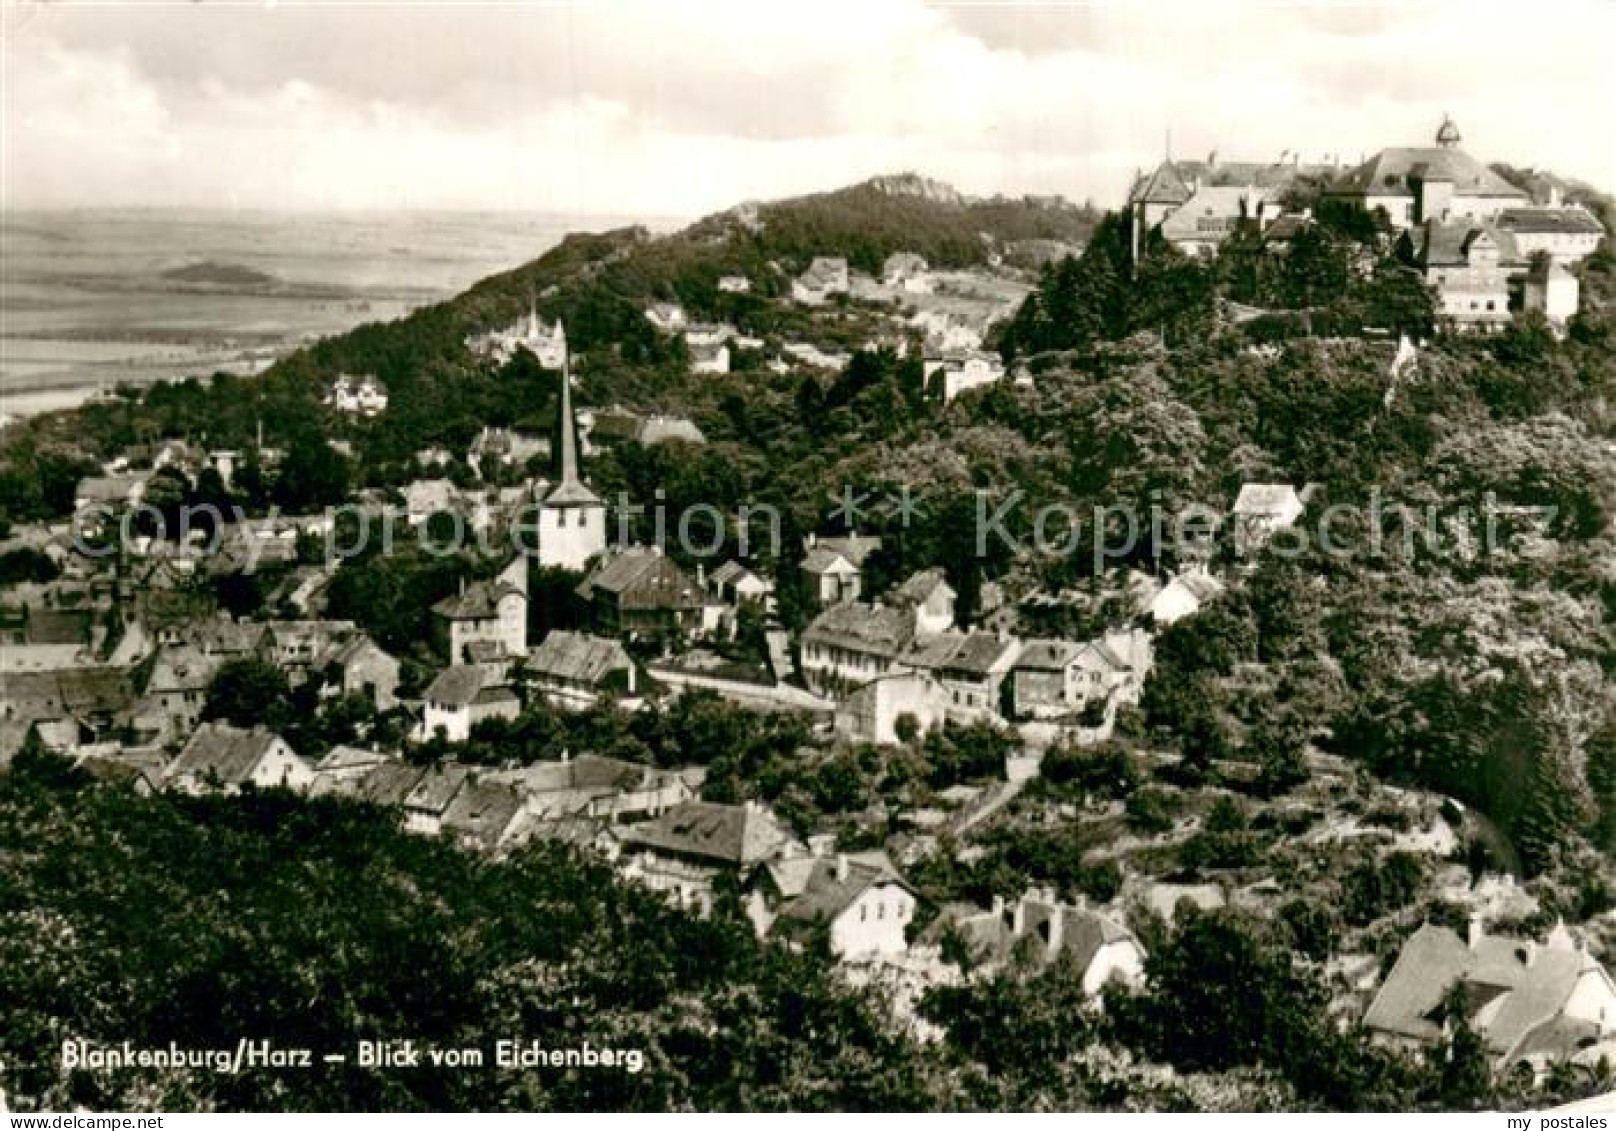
[2,0,1614,1116]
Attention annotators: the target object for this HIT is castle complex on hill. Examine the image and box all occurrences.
[1127,117,1606,330]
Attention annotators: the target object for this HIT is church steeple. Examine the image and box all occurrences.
[557,340,581,487]
[536,326,606,571]
[542,331,600,507]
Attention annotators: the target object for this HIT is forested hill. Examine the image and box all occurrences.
[0,175,1095,495]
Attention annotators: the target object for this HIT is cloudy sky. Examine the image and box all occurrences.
[4,0,1613,219]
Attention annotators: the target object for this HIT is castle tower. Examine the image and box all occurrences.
[536,334,606,571]
[1435,115,1461,150]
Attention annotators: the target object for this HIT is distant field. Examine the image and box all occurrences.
[0,207,667,416]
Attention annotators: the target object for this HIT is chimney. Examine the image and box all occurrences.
[1468,915,1484,950]
[834,853,849,882]
[1010,894,1028,937]
[459,576,466,596]
[990,893,1005,920]
[1520,940,1538,967]
[1046,908,1065,957]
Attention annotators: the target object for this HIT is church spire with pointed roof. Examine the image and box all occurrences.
[536,328,606,571]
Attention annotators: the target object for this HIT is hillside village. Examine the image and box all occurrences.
[3,122,1616,1111]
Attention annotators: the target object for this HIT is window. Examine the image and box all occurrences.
[877,903,885,920]
[860,905,867,922]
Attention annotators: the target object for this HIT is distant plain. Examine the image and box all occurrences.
[0,209,661,419]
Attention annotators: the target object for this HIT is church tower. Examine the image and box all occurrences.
[536,335,607,571]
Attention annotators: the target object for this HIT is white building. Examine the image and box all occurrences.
[465,304,568,369]
[1149,566,1226,625]
[644,302,688,332]
[325,373,389,416]
[792,257,850,305]
[1231,483,1306,555]
[1493,204,1605,266]
[164,723,313,795]
[767,853,918,960]
[925,351,1005,402]
[418,665,520,743]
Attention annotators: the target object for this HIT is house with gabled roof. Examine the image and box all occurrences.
[924,350,1006,403]
[325,372,388,416]
[890,569,956,635]
[1149,566,1225,626]
[919,889,1145,993]
[401,762,473,834]
[706,560,773,608]
[441,779,527,852]
[1,668,142,754]
[1401,220,1520,330]
[643,302,687,332]
[616,799,793,914]
[800,601,915,698]
[431,555,527,662]
[489,753,698,824]
[1158,184,1280,259]
[882,252,932,292]
[308,744,397,795]
[344,760,427,807]
[1231,482,1306,555]
[894,630,1021,723]
[163,722,312,795]
[0,607,96,672]
[73,473,149,517]
[763,851,917,960]
[1365,920,1616,1073]
[1495,205,1605,266]
[315,632,400,709]
[75,752,161,796]
[791,257,850,305]
[137,642,221,741]
[802,533,882,606]
[526,630,637,709]
[418,664,519,743]
[576,548,702,642]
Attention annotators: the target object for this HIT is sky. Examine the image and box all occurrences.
[3,0,1614,220]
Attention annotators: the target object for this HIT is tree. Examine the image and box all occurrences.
[1252,710,1311,796]
[203,658,293,730]
[1430,983,1492,1109]
[1112,907,1322,1072]
[273,435,351,513]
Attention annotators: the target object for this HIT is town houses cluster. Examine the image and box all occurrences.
[4,121,1614,1080]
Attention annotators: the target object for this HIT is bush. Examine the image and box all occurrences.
[1125,786,1180,834]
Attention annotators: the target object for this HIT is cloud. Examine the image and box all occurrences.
[3,0,1613,216]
